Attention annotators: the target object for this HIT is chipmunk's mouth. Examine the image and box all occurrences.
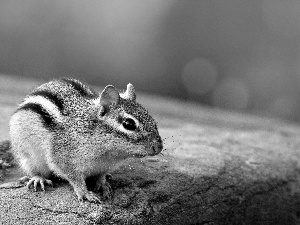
[130,140,163,158]
[133,153,147,158]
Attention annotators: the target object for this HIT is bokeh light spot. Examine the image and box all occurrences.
[212,77,248,111]
[243,59,291,109]
[181,58,218,95]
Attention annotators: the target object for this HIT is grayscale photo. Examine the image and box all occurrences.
[0,1,299,224]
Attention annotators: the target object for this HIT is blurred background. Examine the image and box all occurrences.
[1,0,300,122]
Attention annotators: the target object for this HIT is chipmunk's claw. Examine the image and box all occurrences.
[77,191,101,203]
[20,175,53,191]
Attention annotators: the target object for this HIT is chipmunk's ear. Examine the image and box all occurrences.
[98,85,120,116]
[120,83,136,101]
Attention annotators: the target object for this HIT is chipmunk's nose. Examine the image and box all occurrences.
[149,139,163,156]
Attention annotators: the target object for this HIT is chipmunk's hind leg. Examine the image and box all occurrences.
[16,142,54,191]
[16,139,54,191]
[10,111,54,191]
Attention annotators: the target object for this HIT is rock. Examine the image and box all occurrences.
[0,75,300,224]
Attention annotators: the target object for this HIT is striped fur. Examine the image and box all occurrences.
[17,94,64,130]
[16,78,98,130]
[17,103,57,129]
[31,90,64,112]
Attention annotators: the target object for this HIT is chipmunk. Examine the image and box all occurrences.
[8,78,163,203]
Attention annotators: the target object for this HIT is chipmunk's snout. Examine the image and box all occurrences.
[149,139,163,156]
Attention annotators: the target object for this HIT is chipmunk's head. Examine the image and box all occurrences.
[94,83,163,159]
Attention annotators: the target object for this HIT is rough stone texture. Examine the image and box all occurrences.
[0,74,300,224]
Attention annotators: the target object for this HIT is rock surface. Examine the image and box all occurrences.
[0,74,300,224]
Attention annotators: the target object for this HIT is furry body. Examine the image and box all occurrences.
[9,78,163,202]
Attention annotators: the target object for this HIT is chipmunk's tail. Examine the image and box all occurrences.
[0,140,14,167]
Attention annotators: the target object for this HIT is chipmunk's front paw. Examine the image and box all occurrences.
[77,191,101,203]
[94,174,113,200]
[98,182,112,200]
[19,175,53,192]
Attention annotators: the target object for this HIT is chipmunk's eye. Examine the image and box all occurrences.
[122,118,137,131]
